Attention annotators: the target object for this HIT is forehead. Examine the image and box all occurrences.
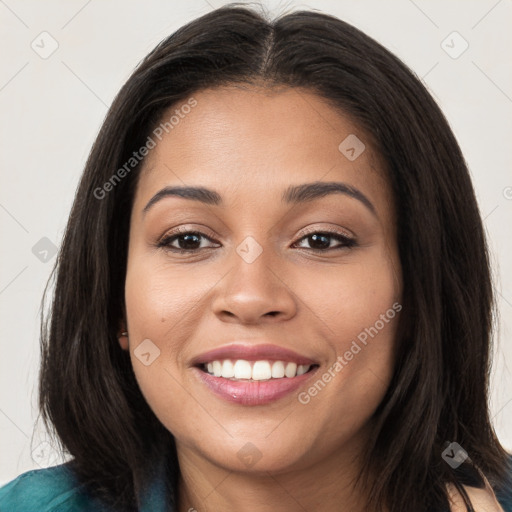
[134,85,391,213]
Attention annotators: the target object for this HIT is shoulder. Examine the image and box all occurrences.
[0,463,113,512]
[446,458,512,512]
[449,484,512,512]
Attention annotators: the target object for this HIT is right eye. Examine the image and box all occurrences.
[157,229,221,253]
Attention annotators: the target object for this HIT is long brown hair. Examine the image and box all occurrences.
[39,3,510,510]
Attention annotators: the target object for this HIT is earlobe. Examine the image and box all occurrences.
[118,328,129,350]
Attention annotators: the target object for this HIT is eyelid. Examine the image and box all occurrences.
[297,224,355,240]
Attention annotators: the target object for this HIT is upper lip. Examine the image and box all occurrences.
[191,343,318,366]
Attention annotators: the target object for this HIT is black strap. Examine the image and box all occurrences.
[453,478,475,512]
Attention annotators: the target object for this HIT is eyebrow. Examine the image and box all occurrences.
[142,181,376,216]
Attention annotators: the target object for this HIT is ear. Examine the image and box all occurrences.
[118,332,129,350]
[117,318,129,351]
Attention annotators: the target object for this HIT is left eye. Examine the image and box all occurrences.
[157,230,356,253]
[293,232,356,251]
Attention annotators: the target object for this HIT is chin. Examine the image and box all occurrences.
[183,433,310,474]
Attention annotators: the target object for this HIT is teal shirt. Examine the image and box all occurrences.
[0,462,171,512]
[1,461,511,511]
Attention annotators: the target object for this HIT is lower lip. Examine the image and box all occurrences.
[193,367,318,406]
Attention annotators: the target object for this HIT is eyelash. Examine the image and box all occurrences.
[156,226,357,254]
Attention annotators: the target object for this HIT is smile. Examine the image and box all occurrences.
[202,359,314,380]
[191,342,320,405]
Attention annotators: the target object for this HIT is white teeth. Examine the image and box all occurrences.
[284,362,297,378]
[233,360,252,379]
[221,360,235,378]
[296,364,308,376]
[252,361,272,381]
[271,361,285,378]
[203,359,312,380]
[212,360,222,377]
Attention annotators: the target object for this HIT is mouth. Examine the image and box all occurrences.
[191,343,320,406]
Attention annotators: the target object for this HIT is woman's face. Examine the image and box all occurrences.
[123,85,402,475]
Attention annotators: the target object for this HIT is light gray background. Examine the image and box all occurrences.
[1,0,511,485]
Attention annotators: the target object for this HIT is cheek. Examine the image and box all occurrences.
[291,250,400,423]
[296,246,400,349]
[123,252,240,424]
[124,256,212,358]
[123,256,209,428]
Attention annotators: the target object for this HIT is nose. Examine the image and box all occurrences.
[211,244,297,325]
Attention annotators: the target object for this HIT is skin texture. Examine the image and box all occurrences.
[447,481,505,512]
[122,85,403,511]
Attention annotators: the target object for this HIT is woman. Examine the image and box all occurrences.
[1,3,510,511]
